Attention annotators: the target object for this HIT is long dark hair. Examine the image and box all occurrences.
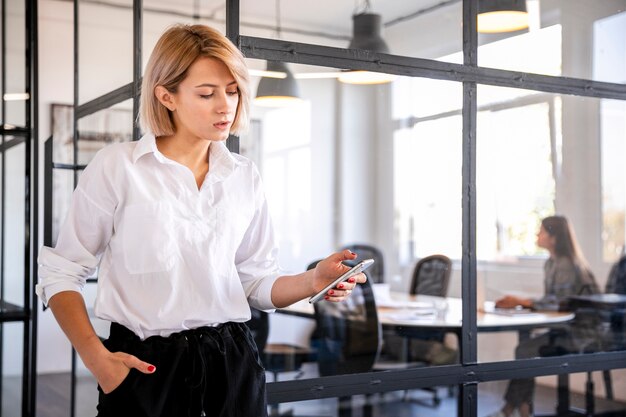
[542,215,594,280]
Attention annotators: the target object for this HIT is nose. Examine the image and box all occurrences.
[215,91,234,114]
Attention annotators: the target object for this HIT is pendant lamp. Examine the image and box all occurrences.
[253,0,302,107]
[477,0,529,33]
[254,60,302,107]
[339,12,395,85]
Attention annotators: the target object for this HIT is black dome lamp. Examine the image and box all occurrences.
[339,2,395,85]
[254,60,302,107]
[254,0,302,106]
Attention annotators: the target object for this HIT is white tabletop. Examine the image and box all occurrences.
[281,291,574,333]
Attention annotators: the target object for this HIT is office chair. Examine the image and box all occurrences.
[313,275,425,415]
[402,254,455,406]
[340,243,385,283]
[410,254,452,297]
[247,308,317,417]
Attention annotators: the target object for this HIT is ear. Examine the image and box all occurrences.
[154,85,176,111]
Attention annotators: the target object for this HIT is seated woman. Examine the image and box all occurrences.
[488,215,600,417]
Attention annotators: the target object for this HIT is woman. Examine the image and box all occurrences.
[488,216,599,417]
[37,24,366,417]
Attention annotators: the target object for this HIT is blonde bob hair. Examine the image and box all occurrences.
[139,24,250,136]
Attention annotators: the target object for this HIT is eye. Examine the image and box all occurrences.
[199,94,214,99]
[227,90,239,96]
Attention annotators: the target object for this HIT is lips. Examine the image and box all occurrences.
[213,121,231,130]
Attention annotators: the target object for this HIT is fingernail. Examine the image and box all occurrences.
[147,365,155,372]
[348,278,355,283]
[338,283,344,289]
[324,296,329,300]
[329,290,334,295]
[349,251,355,255]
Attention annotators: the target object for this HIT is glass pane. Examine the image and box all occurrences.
[3,141,26,308]
[5,0,27,128]
[601,98,626,261]
[476,87,626,367]
[51,104,75,165]
[77,99,134,166]
[479,371,626,417]
[270,392,457,416]
[143,0,226,69]
[1,323,24,416]
[241,60,462,382]
[477,0,626,83]
[240,0,462,64]
[78,0,133,104]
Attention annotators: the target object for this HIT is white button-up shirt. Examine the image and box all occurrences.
[37,134,281,339]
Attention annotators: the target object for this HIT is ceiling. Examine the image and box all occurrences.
[141,0,448,40]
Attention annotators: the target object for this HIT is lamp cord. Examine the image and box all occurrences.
[275,0,282,38]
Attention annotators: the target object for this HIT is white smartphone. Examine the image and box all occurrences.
[308,259,375,303]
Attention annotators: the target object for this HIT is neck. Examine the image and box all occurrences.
[156,134,211,169]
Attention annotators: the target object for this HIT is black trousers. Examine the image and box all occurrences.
[96,322,268,417]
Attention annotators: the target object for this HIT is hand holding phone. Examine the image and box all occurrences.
[308,259,375,303]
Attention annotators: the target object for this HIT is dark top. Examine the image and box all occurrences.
[532,256,599,311]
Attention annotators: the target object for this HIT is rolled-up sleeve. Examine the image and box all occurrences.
[37,155,116,306]
[234,172,282,311]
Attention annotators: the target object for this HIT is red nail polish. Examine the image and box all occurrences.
[338,283,344,289]
[324,296,329,300]
[148,365,155,372]
[329,290,334,295]
[348,278,355,283]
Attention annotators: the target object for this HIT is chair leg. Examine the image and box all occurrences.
[603,369,614,400]
[585,371,595,417]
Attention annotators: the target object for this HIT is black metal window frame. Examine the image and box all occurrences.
[64,1,626,416]
[0,0,38,416]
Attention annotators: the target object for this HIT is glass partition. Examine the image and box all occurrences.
[3,139,26,307]
[477,0,626,83]
[76,100,133,166]
[476,86,626,365]
[142,0,226,72]
[479,372,626,417]
[78,0,133,104]
[240,0,462,67]
[240,60,463,381]
[4,0,27,128]
[1,322,24,416]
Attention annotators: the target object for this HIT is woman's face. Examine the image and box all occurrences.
[536,225,555,251]
[165,57,240,142]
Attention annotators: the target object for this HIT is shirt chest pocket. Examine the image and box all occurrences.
[121,203,178,274]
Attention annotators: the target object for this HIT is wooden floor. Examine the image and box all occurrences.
[1,373,625,417]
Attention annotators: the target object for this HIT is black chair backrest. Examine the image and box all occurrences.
[247,308,269,354]
[312,278,381,376]
[341,243,385,283]
[606,255,626,295]
[410,254,452,296]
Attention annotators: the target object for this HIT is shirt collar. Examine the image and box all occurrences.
[132,133,244,177]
